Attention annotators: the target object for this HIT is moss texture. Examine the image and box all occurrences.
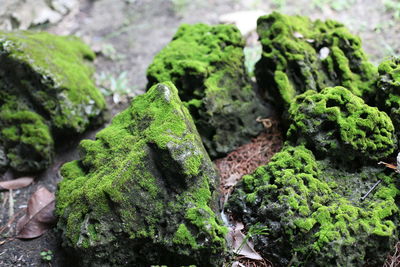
[255,12,377,110]
[376,57,400,139]
[0,31,106,173]
[56,82,226,266]
[147,23,270,158]
[287,86,396,162]
[227,145,399,266]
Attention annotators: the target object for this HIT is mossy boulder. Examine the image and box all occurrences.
[147,23,269,158]
[255,12,377,110]
[287,86,396,162]
[227,145,399,266]
[376,57,400,138]
[56,82,227,266]
[0,31,106,173]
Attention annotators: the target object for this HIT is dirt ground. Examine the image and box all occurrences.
[1,0,400,266]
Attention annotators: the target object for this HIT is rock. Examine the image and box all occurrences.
[56,82,227,266]
[287,86,396,162]
[0,0,79,31]
[147,23,270,158]
[376,57,400,138]
[255,12,377,110]
[227,145,399,266]
[0,31,106,173]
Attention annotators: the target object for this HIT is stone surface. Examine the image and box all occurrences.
[255,12,377,110]
[147,23,270,158]
[287,86,396,162]
[227,145,399,266]
[56,82,226,266]
[0,0,79,31]
[0,31,105,173]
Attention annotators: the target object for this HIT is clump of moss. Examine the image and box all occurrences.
[376,57,400,138]
[56,82,226,266]
[287,86,396,162]
[227,145,399,266]
[255,12,377,110]
[0,31,106,173]
[147,23,270,158]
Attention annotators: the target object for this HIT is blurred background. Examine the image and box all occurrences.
[1,0,399,105]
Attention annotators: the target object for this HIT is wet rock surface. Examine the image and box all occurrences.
[56,82,226,266]
[0,31,106,173]
[147,23,271,158]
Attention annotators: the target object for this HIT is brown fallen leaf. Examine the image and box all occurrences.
[0,177,34,191]
[16,187,56,239]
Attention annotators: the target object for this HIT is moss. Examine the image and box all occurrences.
[255,12,378,110]
[147,23,269,158]
[376,57,400,139]
[287,86,396,162]
[0,31,106,132]
[56,82,226,266]
[226,145,399,266]
[0,100,53,172]
[0,31,106,173]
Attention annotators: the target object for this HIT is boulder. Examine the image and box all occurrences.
[147,23,270,158]
[287,86,396,162]
[255,12,377,110]
[227,145,399,266]
[56,82,227,266]
[0,31,106,173]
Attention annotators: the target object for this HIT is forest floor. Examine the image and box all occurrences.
[0,0,400,266]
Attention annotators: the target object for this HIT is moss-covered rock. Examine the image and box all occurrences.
[147,23,269,158]
[376,57,400,139]
[227,145,399,266]
[0,31,106,173]
[255,12,377,110]
[56,82,227,266]
[287,86,396,162]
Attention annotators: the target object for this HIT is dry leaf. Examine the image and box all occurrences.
[228,222,263,261]
[16,187,56,239]
[0,177,34,191]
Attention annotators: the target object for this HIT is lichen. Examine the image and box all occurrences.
[226,145,399,266]
[287,86,396,162]
[255,12,377,110]
[147,23,270,158]
[56,82,226,266]
[0,31,106,173]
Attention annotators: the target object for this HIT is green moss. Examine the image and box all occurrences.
[0,31,106,173]
[376,57,400,139]
[147,23,269,158]
[287,86,396,162]
[56,82,226,266]
[0,31,106,132]
[173,224,198,249]
[255,12,378,109]
[226,145,399,266]
[0,101,53,172]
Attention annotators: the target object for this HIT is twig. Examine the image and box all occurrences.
[8,189,14,219]
[360,180,382,201]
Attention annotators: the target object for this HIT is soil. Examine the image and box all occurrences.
[0,0,399,266]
